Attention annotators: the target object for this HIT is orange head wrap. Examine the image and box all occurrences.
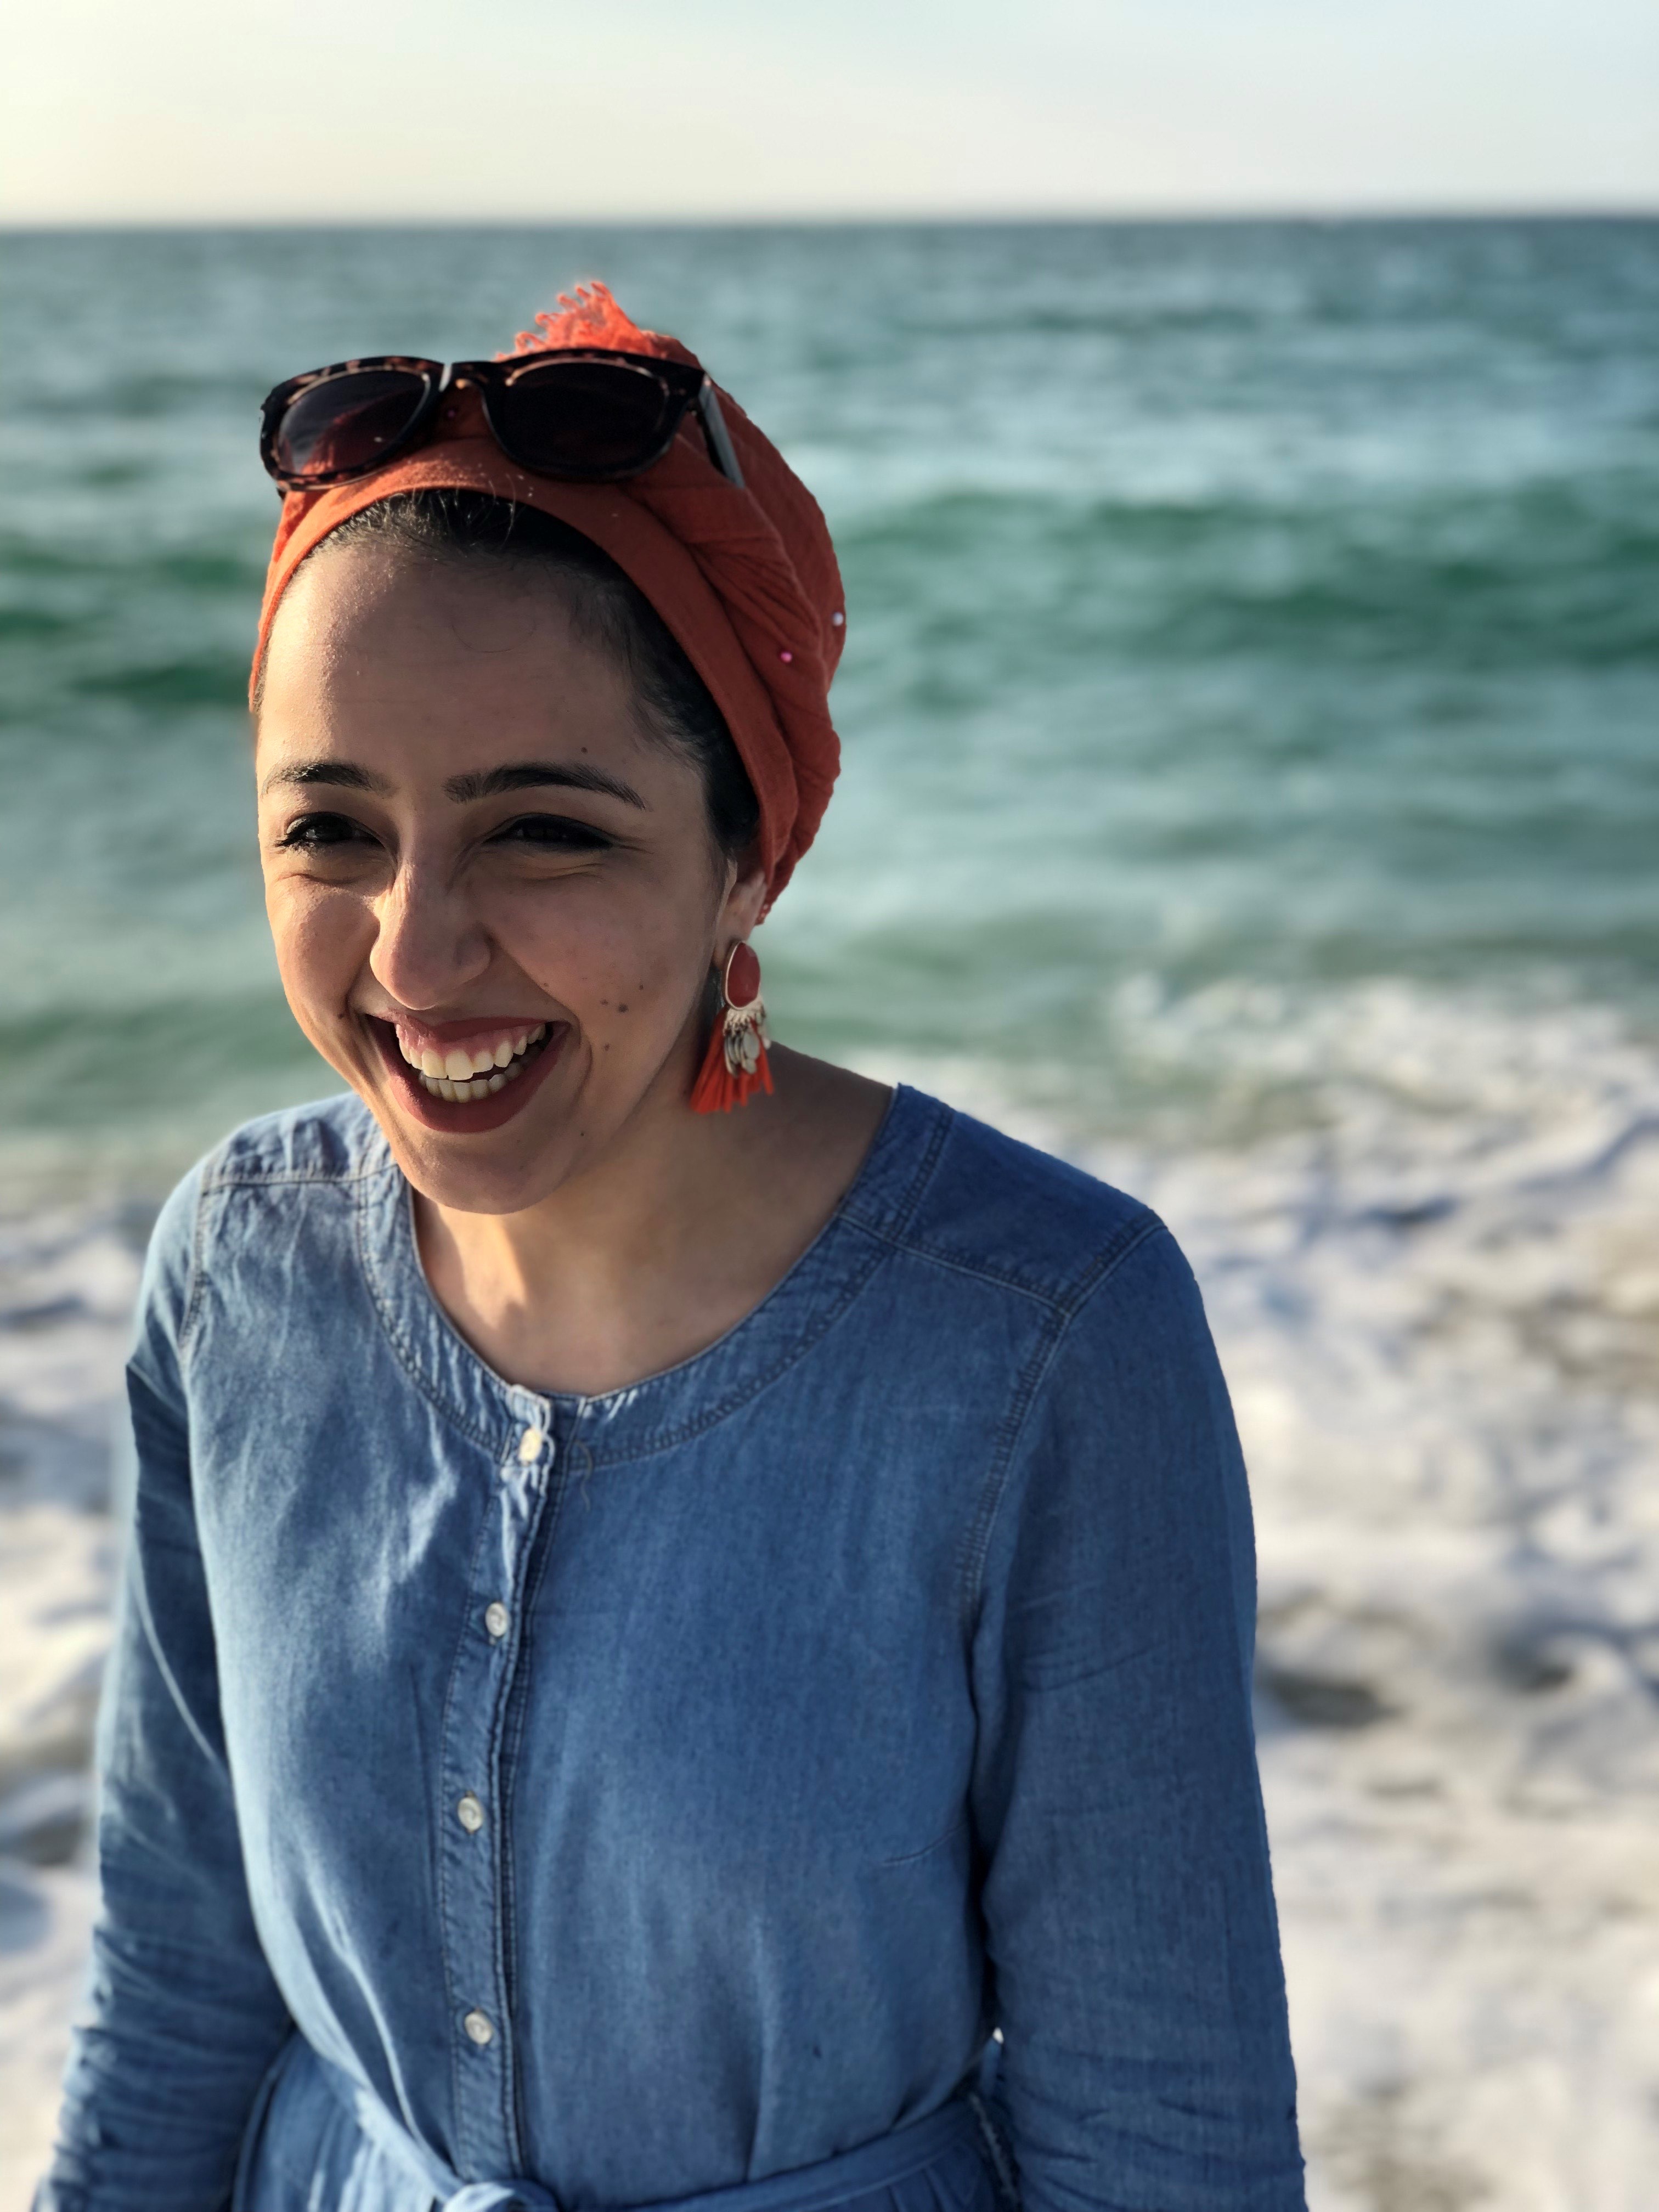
[253,285,845,906]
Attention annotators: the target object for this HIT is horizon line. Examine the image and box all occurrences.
[4,202,1658,238]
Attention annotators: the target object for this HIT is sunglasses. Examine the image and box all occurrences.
[259,348,745,493]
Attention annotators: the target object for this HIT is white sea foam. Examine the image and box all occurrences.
[2,980,1656,2209]
[0,1207,137,2209]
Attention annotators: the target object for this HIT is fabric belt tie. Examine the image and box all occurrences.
[444,2188,560,2212]
[314,2042,1003,2212]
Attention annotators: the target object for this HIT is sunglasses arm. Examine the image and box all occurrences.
[697,382,745,488]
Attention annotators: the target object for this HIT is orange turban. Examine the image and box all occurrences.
[253,286,845,906]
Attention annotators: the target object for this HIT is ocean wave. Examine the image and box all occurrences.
[837,479,1659,673]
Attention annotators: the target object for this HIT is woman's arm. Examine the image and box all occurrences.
[970,1222,1305,2212]
[37,1172,292,2212]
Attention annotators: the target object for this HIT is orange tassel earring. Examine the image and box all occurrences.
[690,941,774,1114]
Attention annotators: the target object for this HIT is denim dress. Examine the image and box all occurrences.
[40,1085,1304,2212]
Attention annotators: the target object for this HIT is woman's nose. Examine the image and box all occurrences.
[367,865,492,1011]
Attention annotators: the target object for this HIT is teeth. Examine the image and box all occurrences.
[413,1048,539,1101]
[404,1020,551,1103]
[398,1025,547,1073]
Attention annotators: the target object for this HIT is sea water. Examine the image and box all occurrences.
[2,220,1656,2209]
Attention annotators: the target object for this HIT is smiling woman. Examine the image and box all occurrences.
[36,289,1306,2212]
[250,482,868,1384]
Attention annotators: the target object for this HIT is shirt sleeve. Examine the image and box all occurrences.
[969,1221,1305,2212]
[36,1167,293,2212]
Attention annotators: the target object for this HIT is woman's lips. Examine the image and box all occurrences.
[368,1015,568,1135]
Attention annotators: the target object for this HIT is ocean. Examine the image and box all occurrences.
[2,219,1657,2209]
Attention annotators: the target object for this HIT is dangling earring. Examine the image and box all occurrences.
[689,941,774,1114]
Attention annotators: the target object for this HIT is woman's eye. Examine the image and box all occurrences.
[276,812,375,852]
[494,814,612,853]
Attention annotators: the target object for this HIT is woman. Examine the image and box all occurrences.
[41,288,1305,2212]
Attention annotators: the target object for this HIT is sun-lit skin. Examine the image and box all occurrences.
[255,538,887,1396]
[257,548,753,1211]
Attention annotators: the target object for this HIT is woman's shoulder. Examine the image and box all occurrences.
[131,1094,386,1379]
[199,1090,390,1189]
[863,1085,1171,1317]
[140,1093,387,1292]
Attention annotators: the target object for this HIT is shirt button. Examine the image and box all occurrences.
[463,2008,495,2047]
[517,1425,545,1464]
[456,1793,485,1834]
[484,1601,510,1640]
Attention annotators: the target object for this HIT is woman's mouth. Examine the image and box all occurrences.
[394,1019,549,1102]
[366,1014,567,1133]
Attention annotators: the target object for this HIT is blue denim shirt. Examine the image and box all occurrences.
[42,1085,1303,2212]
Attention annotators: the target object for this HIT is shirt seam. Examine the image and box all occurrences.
[178,1159,218,1359]
[435,1493,505,2140]
[496,1453,571,2170]
[354,1184,510,1457]
[356,1097,956,1467]
[573,1230,899,1466]
[182,1148,396,1358]
[830,1209,1159,1317]
[569,1097,956,1458]
[956,1212,1172,1639]
[201,1164,388,1185]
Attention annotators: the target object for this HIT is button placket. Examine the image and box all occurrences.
[437,1397,557,2179]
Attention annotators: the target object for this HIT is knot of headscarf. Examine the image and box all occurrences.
[252,285,845,906]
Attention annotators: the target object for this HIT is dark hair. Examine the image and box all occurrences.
[264,489,760,866]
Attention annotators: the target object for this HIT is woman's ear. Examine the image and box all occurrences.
[718,848,769,943]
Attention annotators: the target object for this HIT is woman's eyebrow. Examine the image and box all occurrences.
[257,759,649,808]
[260,760,394,798]
[443,761,648,809]
[444,765,654,809]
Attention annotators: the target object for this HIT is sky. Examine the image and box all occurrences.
[2,0,1656,225]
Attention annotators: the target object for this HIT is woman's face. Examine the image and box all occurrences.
[255,538,763,1215]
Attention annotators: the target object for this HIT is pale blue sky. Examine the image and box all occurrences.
[3,0,1655,223]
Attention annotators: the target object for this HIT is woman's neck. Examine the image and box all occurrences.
[414,1046,890,1397]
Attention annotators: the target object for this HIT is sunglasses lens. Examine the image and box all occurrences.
[273,368,430,481]
[492,358,679,477]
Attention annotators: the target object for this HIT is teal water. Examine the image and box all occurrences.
[1,219,1656,1195]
